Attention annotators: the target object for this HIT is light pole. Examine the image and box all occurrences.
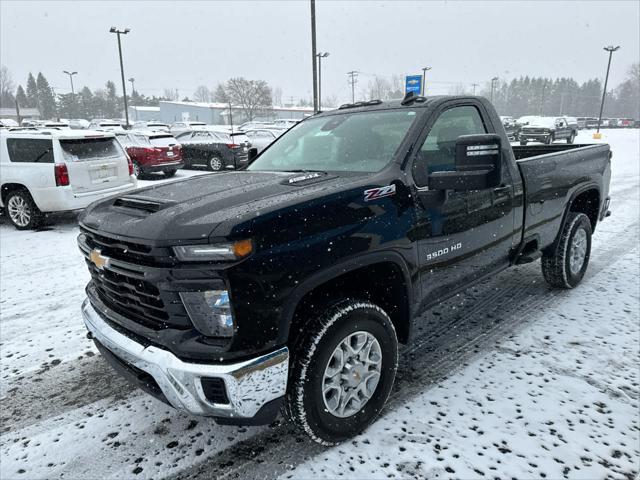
[310,0,318,113]
[490,77,499,103]
[128,77,137,120]
[62,70,77,117]
[595,45,620,138]
[109,26,131,128]
[316,52,329,111]
[347,71,358,103]
[471,83,479,95]
[421,66,431,96]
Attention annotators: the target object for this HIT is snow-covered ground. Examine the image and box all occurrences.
[1,130,638,479]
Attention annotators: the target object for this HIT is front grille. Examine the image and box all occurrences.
[87,261,169,326]
[80,228,191,330]
[523,128,547,134]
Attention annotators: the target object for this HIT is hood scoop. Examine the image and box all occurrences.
[113,195,175,213]
[282,171,338,187]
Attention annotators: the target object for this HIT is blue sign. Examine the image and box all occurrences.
[405,75,422,96]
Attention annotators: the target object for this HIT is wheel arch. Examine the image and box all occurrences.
[282,252,414,348]
[1,183,31,207]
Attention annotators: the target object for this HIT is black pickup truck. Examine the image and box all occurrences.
[78,95,611,445]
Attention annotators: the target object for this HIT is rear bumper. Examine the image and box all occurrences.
[82,298,289,421]
[33,178,137,212]
[140,160,184,173]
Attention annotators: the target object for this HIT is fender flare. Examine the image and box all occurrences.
[279,250,415,343]
[547,182,600,253]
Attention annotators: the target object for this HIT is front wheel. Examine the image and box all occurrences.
[132,161,142,178]
[545,134,554,145]
[567,132,575,144]
[163,169,177,178]
[5,190,44,230]
[284,299,398,445]
[542,212,592,288]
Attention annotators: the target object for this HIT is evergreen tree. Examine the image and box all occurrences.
[105,81,119,117]
[26,73,38,109]
[15,85,28,108]
[36,72,57,119]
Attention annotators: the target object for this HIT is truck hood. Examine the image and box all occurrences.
[79,170,367,242]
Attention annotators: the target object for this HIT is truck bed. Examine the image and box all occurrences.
[515,143,611,252]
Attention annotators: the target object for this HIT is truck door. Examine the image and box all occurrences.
[409,102,515,308]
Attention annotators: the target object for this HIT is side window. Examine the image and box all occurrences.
[412,105,487,187]
[6,138,55,163]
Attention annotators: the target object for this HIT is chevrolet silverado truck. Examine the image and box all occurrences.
[78,95,611,445]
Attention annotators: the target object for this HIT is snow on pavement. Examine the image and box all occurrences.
[0,130,639,479]
[283,250,639,480]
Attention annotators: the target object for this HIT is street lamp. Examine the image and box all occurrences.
[421,66,432,96]
[316,52,329,110]
[62,70,77,117]
[490,77,499,103]
[595,45,620,139]
[109,26,131,128]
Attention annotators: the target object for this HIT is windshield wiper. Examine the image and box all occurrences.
[285,169,327,173]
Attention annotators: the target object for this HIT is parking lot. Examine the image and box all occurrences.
[1,128,638,479]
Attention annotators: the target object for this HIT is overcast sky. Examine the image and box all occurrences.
[1,0,638,104]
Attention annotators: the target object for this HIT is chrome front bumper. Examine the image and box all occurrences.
[82,298,289,419]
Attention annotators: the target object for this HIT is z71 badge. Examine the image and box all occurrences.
[364,184,396,201]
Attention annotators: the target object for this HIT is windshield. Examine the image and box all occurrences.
[59,137,124,161]
[248,109,417,173]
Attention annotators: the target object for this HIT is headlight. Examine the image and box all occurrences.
[173,239,253,262]
[180,290,234,337]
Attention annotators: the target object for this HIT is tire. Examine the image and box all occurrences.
[163,169,177,178]
[208,155,223,171]
[4,189,44,230]
[284,299,398,445]
[545,134,554,145]
[541,212,592,289]
[567,132,575,144]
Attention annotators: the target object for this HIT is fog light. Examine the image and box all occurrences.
[179,290,234,337]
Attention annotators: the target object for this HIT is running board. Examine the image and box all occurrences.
[516,250,542,265]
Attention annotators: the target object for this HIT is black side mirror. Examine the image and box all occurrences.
[247,147,259,164]
[428,134,502,191]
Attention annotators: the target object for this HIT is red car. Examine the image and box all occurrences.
[116,131,183,178]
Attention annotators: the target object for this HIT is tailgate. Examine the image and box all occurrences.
[58,137,132,194]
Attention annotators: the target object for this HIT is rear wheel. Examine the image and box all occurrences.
[284,299,398,445]
[5,190,44,230]
[208,155,223,171]
[163,169,177,178]
[542,212,592,288]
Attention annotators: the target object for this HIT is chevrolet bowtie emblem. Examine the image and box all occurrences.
[90,249,110,270]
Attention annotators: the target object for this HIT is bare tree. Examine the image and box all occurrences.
[193,85,211,103]
[163,88,179,101]
[217,77,272,121]
[367,76,392,100]
[272,86,283,107]
[448,84,470,95]
[323,93,339,108]
[0,65,15,107]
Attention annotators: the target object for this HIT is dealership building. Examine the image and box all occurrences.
[128,101,316,125]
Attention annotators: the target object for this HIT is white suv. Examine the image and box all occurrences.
[1,129,137,229]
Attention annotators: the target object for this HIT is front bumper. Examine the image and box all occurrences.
[82,297,289,421]
[519,132,551,143]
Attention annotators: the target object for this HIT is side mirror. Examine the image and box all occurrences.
[428,134,502,191]
[247,147,259,164]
